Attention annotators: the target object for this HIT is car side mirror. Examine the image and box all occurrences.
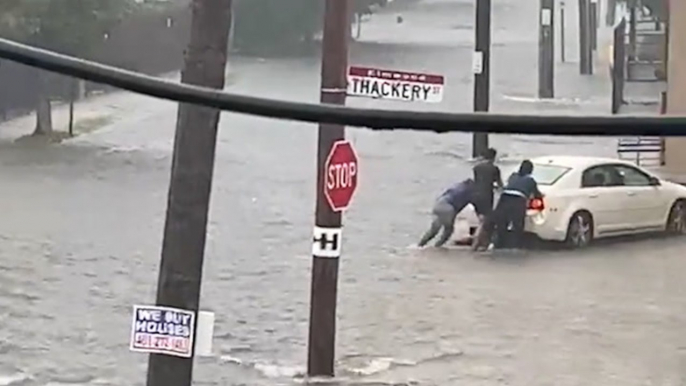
[649,176,661,186]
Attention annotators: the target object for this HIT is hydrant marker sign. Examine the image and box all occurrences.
[129,305,195,358]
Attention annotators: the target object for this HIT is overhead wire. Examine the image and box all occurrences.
[0,38,683,136]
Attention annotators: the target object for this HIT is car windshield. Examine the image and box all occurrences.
[500,163,571,186]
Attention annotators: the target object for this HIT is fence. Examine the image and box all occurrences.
[0,3,191,121]
[616,136,665,166]
[88,5,192,93]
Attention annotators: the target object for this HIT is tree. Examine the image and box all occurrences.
[232,0,391,54]
[639,0,666,19]
[352,0,391,40]
[615,0,666,20]
[233,0,322,54]
[0,0,134,135]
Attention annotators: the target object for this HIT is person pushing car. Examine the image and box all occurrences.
[470,148,503,250]
[417,178,475,248]
[481,160,543,250]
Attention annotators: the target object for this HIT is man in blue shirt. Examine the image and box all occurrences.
[486,160,544,250]
[418,179,475,248]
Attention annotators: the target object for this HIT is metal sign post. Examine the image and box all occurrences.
[306,0,351,378]
[472,0,492,158]
[539,0,555,98]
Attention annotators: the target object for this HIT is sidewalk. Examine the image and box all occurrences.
[647,167,686,185]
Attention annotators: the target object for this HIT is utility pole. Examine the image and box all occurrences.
[539,0,555,98]
[590,0,598,52]
[578,0,593,74]
[307,0,349,378]
[146,2,232,386]
[560,0,566,62]
[472,0,491,158]
[628,0,637,62]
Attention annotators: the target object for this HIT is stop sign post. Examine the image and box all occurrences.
[307,0,351,378]
[324,140,359,212]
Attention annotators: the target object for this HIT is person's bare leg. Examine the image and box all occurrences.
[471,215,485,251]
[472,214,492,251]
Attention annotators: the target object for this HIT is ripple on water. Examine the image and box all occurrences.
[219,355,305,379]
[44,373,100,386]
[0,373,31,386]
[0,288,41,303]
[340,357,418,377]
[218,351,429,384]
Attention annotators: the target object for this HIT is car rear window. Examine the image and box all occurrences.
[501,163,571,186]
[531,164,572,185]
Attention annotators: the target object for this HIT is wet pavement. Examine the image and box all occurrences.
[1,0,686,386]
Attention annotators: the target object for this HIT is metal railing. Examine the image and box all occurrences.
[616,136,665,166]
[626,1,666,82]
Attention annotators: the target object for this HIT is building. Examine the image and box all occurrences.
[664,0,686,173]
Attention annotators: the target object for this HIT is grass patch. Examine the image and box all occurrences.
[15,115,113,145]
[69,115,113,135]
[225,69,238,86]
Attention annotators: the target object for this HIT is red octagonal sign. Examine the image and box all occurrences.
[324,140,359,212]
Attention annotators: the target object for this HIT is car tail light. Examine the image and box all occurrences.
[528,197,545,211]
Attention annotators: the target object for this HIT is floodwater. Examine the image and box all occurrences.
[1,0,685,386]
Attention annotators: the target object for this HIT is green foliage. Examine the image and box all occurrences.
[0,0,135,57]
[233,0,323,53]
[233,0,390,55]
[617,0,666,19]
[640,0,666,19]
[354,0,390,16]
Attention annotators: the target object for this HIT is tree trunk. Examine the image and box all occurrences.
[146,1,233,386]
[68,99,75,137]
[68,78,77,136]
[33,73,53,135]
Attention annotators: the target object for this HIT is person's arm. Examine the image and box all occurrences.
[494,166,504,189]
[530,178,544,199]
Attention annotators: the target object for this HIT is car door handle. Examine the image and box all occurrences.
[589,194,599,198]
[627,192,636,196]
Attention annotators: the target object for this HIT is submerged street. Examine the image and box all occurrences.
[0,0,685,385]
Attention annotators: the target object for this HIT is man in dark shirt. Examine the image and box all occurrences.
[470,148,503,250]
[418,179,475,248]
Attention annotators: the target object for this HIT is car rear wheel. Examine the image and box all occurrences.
[565,211,593,249]
[666,200,686,235]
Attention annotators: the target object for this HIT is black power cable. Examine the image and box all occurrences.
[0,37,683,136]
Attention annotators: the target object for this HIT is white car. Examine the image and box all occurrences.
[456,155,686,248]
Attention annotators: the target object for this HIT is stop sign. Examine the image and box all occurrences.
[324,140,359,212]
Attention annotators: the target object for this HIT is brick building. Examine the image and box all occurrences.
[664,0,686,172]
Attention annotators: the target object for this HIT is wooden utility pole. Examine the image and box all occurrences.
[307,0,349,378]
[146,2,233,386]
[472,0,491,158]
[539,0,555,98]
